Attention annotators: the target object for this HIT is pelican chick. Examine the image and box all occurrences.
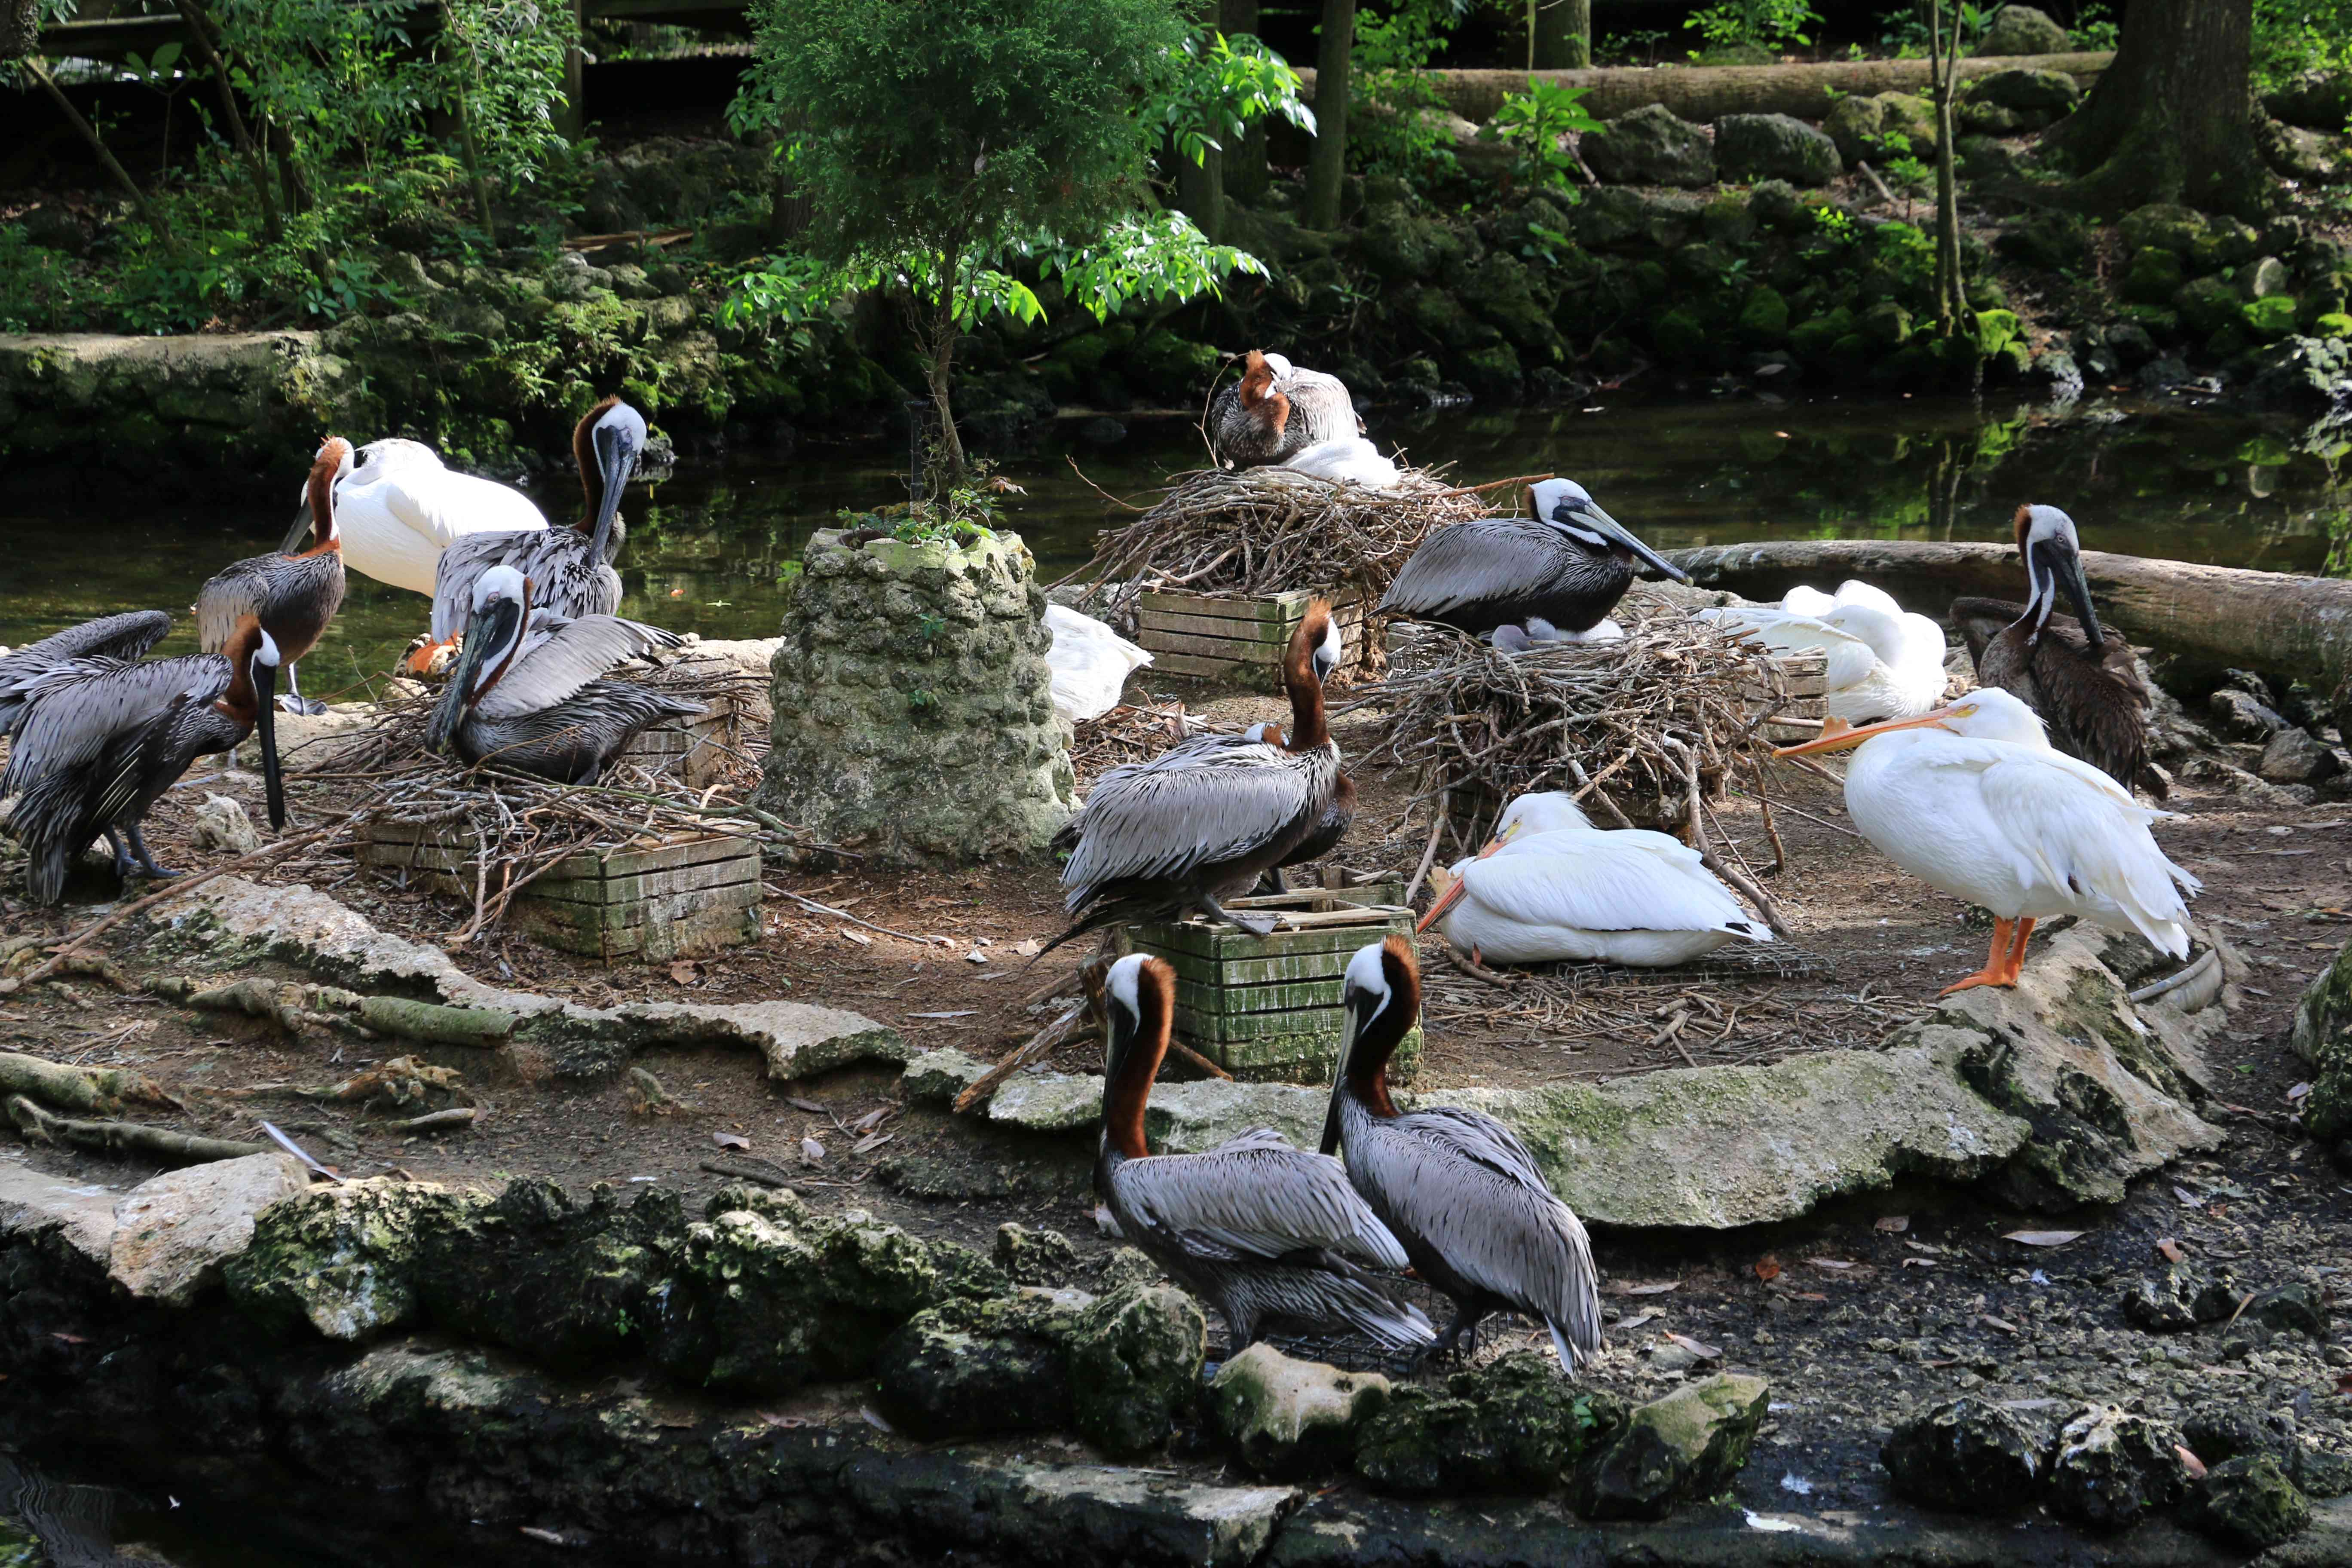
[1097,952,1434,1353]
[1381,478,1688,639]
[1324,937,1602,1369]
[1775,688,2196,994]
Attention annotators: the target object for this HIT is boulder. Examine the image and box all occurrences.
[191,793,263,856]
[1960,67,2080,133]
[2122,1263,2238,1332]
[2244,296,2301,342]
[1977,4,2069,55]
[1713,114,1842,187]
[1748,179,1807,232]
[2120,203,2211,259]
[1881,1398,2054,1515]
[2247,1281,2329,1338]
[2209,686,2290,739]
[1356,1352,1626,1498]
[2244,334,2352,415]
[1997,211,2092,273]
[995,1222,1080,1286]
[1569,1372,1769,1521]
[2265,69,2352,130]
[2260,728,2343,784]
[2195,218,2263,275]
[2047,1406,2190,1531]
[107,1153,308,1308]
[2121,247,2188,305]
[223,1179,460,1341]
[1738,286,1791,345]
[2295,938,2352,1142]
[2175,276,2245,337]
[873,1286,1089,1439]
[1585,104,1716,189]
[1357,202,1462,280]
[2184,1455,2312,1549]
[1209,1344,1392,1479]
[1467,254,1569,362]
[1823,95,1885,168]
[1066,1284,1207,1458]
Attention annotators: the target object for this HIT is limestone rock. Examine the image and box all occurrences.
[2123,1263,2238,1332]
[1356,1352,1626,1498]
[1067,1283,1207,1458]
[2209,686,2290,739]
[2185,1455,2312,1548]
[1880,1397,2053,1515]
[2047,1406,2190,1531]
[753,528,1073,866]
[2248,1281,2329,1338]
[2245,334,2352,415]
[1568,1372,1768,1521]
[2294,938,2352,1140]
[0,1162,119,1269]
[874,1286,1090,1439]
[1209,1344,1391,1479]
[2266,69,2352,130]
[1822,95,1885,168]
[1712,113,1841,187]
[995,1221,1079,1286]
[1356,202,1462,280]
[2261,727,2342,783]
[1996,212,2092,273]
[901,1047,990,1104]
[2120,203,2211,259]
[224,1178,459,1341]
[1960,67,2080,133]
[1584,104,1715,188]
[107,1152,307,1308]
[2242,255,2294,300]
[1977,4,2069,55]
[192,793,262,856]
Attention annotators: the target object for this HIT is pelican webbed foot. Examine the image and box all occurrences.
[1939,915,2031,996]
[126,825,180,881]
[1198,893,1278,938]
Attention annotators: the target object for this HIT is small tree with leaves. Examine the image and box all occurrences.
[733,0,1262,481]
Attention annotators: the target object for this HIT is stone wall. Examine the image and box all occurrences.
[756,527,1073,865]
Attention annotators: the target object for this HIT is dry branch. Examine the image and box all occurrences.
[0,1052,168,1115]
[8,1095,269,1165]
[358,996,518,1046]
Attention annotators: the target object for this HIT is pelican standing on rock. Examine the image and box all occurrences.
[413,397,646,673]
[1418,792,1773,966]
[1207,350,1363,470]
[1696,580,1949,736]
[1381,478,1688,640]
[1046,604,1346,948]
[3,616,276,903]
[286,436,547,597]
[426,565,699,784]
[0,609,173,737]
[1324,938,1603,1368]
[1950,505,2165,798]
[1096,952,1435,1353]
[1775,688,2197,994]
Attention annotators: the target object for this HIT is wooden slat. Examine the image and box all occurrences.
[524,861,762,908]
[1174,974,1349,1015]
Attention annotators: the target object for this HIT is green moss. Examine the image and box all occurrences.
[1652,309,1710,363]
[1569,1373,1770,1520]
[2175,276,2243,337]
[2242,295,2300,341]
[1974,309,2021,360]
[1354,1352,1626,1497]
[1066,1283,1206,1458]
[1738,286,1791,346]
[2121,247,2186,305]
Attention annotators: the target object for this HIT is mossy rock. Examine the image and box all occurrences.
[2184,1455,2312,1549]
[2174,276,2245,337]
[1790,307,1857,361]
[1822,95,1886,168]
[873,1287,1086,1439]
[1978,3,2068,54]
[1748,180,1807,233]
[1739,287,1792,346]
[1975,309,2023,359]
[1124,330,1219,401]
[2121,247,2187,306]
[1859,301,1914,349]
[1066,1283,1206,1458]
[1208,1343,1392,1480]
[1882,1397,2055,1514]
[1652,310,1711,365]
[1569,1373,1770,1521]
[1584,103,1716,189]
[2243,295,2300,341]
[1700,193,1757,246]
[1468,254,1568,361]
[224,1179,463,1343]
[1714,113,1841,187]
[1354,1352,1627,1498]
[2190,218,2263,276]
[2296,938,2352,1140]
[1874,92,1940,159]
[2119,304,2181,339]
[1358,202,1462,281]
[1458,343,1526,397]
[2049,1406,2191,1531]
[2119,202,2211,259]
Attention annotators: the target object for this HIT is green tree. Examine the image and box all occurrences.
[2038,0,2269,217]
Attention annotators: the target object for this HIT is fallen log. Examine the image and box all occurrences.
[357,996,518,1047]
[1664,539,2352,705]
[8,1095,269,1166]
[0,1052,167,1115]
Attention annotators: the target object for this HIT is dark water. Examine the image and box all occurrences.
[1,395,2345,695]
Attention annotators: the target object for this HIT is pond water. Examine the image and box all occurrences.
[0,394,2345,699]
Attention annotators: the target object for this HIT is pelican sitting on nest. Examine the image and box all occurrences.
[1490,617,1626,653]
[1775,688,2196,995]
[1324,938,1602,1368]
[1418,792,1772,966]
[1282,437,1401,490]
[1381,478,1687,641]
[1695,579,1948,736]
[1096,952,1434,1354]
[1207,350,1363,470]
[1043,603,1152,724]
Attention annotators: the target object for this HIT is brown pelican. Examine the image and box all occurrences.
[1096,952,1434,1353]
[1774,689,2196,993]
[1239,722,1357,894]
[282,436,548,597]
[426,565,699,784]
[1381,478,1688,639]
[1047,604,1345,948]
[411,397,646,674]
[0,609,173,736]
[1207,351,1362,470]
[1323,937,1604,1368]
[1949,505,2164,798]
[3,616,275,903]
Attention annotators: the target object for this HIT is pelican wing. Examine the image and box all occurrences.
[1111,1128,1409,1269]
[471,615,683,722]
[1459,833,1749,934]
[0,611,172,735]
[194,557,275,653]
[432,528,591,642]
[1972,747,2199,924]
[371,468,549,554]
[1044,603,1152,723]
[1274,368,1362,444]
[1062,742,1322,894]
[1382,519,1563,618]
[2,654,226,796]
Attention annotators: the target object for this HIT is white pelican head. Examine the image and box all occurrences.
[1495,791,1595,842]
[1261,351,1296,378]
[1773,687,2049,758]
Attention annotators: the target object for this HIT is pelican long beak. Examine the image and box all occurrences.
[2056,548,2105,652]
[1773,705,1958,757]
[426,613,495,754]
[256,661,287,830]
[1580,503,1691,584]
[1416,870,1469,935]
[279,507,313,555]
[1320,1017,1355,1156]
[590,430,634,562]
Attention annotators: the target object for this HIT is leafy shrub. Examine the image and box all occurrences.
[1481,79,1603,196]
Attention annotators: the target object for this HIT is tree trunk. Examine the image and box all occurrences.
[1176,0,1223,240]
[26,57,174,243]
[439,0,501,242]
[2037,0,2269,217]
[1926,0,1968,340]
[1303,0,1355,230]
[1532,0,1590,70]
[557,0,585,138]
[174,0,281,244]
[923,247,968,486]
[1222,0,1268,202]
[0,0,37,61]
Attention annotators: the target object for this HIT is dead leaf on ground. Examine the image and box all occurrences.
[1663,1332,1722,1361]
[519,1527,571,1546]
[2001,1230,2085,1248]
[1806,1258,1858,1272]
[1014,938,1042,957]
[851,1131,894,1156]
[2177,1446,2208,1480]
[712,1131,750,1151]
[851,1107,891,1134]
[1754,1255,1782,1283]
[1793,1291,1828,1302]
[799,1135,825,1165]
[1875,1215,1910,1233]
[1619,1308,1664,1332]
[785,1096,825,1114]
[839,929,873,946]
[668,960,698,985]
[2156,1238,2185,1263]
[1901,1258,1937,1269]
[861,1407,895,1433]
[758,1412,814,1429]
[1606,1280,1681,1296]
[1979,1314,2019,1334]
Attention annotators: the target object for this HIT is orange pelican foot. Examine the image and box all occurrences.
[1939,916,2019,996]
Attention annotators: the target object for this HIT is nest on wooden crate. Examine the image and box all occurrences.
[1354,598,1796,840]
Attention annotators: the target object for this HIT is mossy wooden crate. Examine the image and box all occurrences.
[1122,891,1420,1081]
[361,821,762,963]
[1134,587,1366,690]
[621,654,773,789]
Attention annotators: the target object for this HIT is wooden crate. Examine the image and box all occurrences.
[621,654,773,789]
[1134,587,1367,690]
[361,821,762,963]
[1122,891,1420,1081]
[1758,649,1828,744]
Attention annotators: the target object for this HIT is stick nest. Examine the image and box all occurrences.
[1355,591,1796,838]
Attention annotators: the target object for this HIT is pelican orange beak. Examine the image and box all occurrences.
[1772,705,1960,758]
[1416,864,1464,934]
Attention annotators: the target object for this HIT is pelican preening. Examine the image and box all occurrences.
[1096,952,1435,1353]
[1696,580,1948,736]
[285,436,548,597]
[1381,479,1688,641]
[1207,350,1364,470]
[1047,603,1347,949]
[426,565,699,785]
[1775,689,2196,994]
[3,616,276,904]
[1418,792,1772,967]
[1324,938,1604,1370]
[1950,505,2165,799]
[0,609,172,737]
[414,397,647,674]
[1043,603,1152,724]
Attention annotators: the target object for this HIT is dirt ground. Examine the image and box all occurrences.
[2,666,2349,1516]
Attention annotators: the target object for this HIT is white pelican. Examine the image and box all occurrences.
[1491,616,1626,653]
[1418,791,1772,966]
[1696,579,1948,736]
[1042,603,1152,724]
[1282,436,1402,489]
[1775,688,2197,994]
[288,437,547,597]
